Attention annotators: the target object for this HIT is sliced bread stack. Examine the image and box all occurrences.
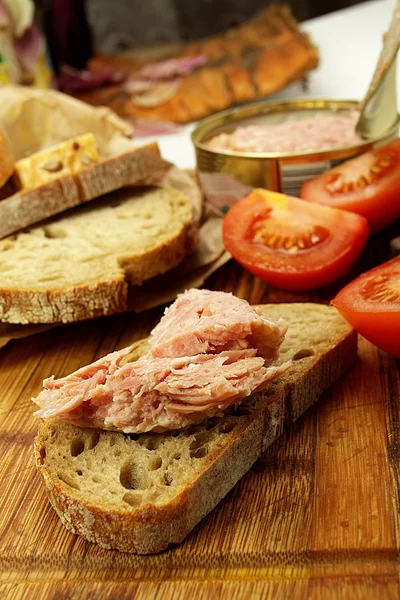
[0,131,167,239]
[0,185,198,324]
[0,122,201,325]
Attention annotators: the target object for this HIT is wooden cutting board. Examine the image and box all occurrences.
[77,4,319,124]
[1,254,400,599]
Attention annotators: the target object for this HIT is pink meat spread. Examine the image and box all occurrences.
[207,112,362,154]
[33,289,290,433]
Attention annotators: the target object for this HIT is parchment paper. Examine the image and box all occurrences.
[0,86,230,348]
[0,85,135,158]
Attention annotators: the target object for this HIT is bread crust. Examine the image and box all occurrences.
[0,130,14,188]
[0,279,128,325]
[34,304,357,553]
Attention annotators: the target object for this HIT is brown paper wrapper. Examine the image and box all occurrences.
[0,85,135,159]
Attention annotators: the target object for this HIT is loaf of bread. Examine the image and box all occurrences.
[0,129,14,188]
[0,141,166,239]
[0,185,197,324]
[34,303,356,554]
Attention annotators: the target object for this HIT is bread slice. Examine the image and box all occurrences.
[0,141,166,239]
[34,303,356,554]
[0,186,197,324]
[0,129,14,188]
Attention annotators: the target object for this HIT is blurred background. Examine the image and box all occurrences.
[37,0,369,58]
[0,0,375,107]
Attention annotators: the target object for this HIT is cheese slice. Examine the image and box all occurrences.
[15,133,99,190]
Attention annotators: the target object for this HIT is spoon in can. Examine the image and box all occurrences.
[356,0,400,140]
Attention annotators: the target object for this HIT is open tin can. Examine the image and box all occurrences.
[192,98,399,204]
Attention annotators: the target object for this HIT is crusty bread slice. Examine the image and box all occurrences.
[0,129,14,188]
[34,303,356,554]
[0,186,197,324]
[0,141,166,239]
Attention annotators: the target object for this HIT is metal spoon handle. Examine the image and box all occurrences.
[356,0,400,139]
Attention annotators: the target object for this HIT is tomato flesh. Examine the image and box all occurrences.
[332,256,400,356]
[300,139,400,233]
[222,188,369,291]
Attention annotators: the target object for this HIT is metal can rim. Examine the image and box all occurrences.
[191,97,399,164]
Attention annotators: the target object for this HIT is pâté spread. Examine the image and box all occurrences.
[207,111,362,154]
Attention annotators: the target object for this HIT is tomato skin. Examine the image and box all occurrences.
[332,256,400,357]
[222,189,369,291]
[300,139,400,233]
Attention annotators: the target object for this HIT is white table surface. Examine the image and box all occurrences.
[135,0,396,169]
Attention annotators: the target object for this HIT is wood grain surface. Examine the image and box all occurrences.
[1,224,400,598]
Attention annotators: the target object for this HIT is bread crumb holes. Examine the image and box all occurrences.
[190,446,208,459]
[88,431,100,449]
[58,472,80,490]
[122,492,142,507]
[164,472,173,486]
[70,438,85,457]
[293,348,314,360]
[218,421,236,434]
[148,456,162,471]
[189,432,210,450]
[38,447,46,464]
[120,461,143,490]
[139,437,160,451]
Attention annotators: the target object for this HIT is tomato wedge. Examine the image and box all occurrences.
[222,188,369,291]
[300,139,400,233]
[332,257,400,357]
